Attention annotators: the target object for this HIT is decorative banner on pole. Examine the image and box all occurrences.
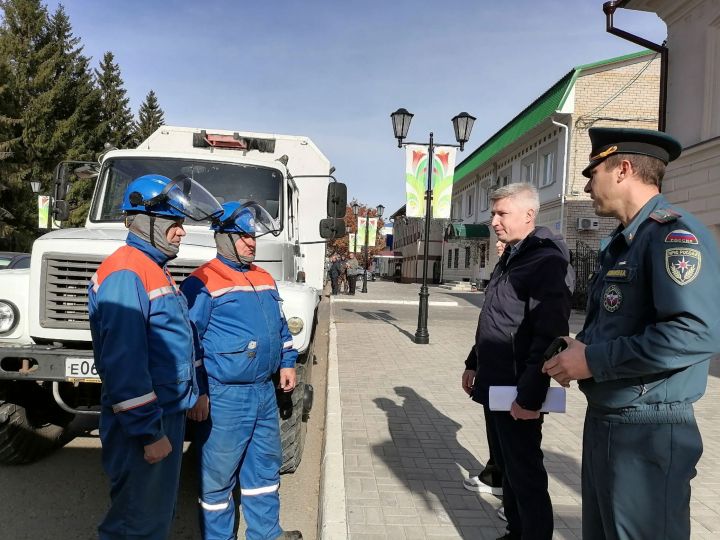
[356,218,367,248]
[405,145,457,219]
[356,217,379,248]
[367,217,378,247]
[38,195,51,229]
[349,233,360,253]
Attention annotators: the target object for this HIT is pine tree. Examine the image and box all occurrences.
[95,51,133,149]
[0,1,105,241]
[0,0,51,249]
[34,5,104,227]
[133,90,165,145]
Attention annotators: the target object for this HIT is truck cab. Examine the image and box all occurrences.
[0,126,346,470]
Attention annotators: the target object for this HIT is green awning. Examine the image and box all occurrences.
[446,224,490,239]
[454,49,653,184]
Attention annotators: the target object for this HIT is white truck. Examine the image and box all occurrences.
[0,126,346,471]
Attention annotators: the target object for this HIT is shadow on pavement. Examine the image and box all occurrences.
[372,386,502,539]
[370,388,584,538]
[342,308,416,342]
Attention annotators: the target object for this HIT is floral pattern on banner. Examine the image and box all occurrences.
[405,145,456,219]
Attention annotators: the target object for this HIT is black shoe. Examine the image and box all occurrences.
[276,531,303,540]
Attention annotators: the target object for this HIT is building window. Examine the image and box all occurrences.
[521,154,537,186]
[480,185,489,211]
[464,246,471,268]
[453,248,459,269]
[498,167,511,187]
[523,162,535,185]
[479,243,488,269]
[541,150,556,187]
[447,249,452,268]
[466,193,473,217]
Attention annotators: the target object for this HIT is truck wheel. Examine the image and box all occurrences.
[278,360,310,474]
[0,382,75,465]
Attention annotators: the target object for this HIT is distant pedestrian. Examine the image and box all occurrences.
[346,253,360,295]
[329,255,342,295]
[467,182,574,540]
[543,128,720,540]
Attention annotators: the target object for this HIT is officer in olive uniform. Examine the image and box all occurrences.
[543,127,720,540]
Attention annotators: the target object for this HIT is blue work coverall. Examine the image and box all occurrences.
[88,233,198,540]
[181,255,298,540]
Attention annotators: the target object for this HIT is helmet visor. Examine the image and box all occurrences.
[232,201,281,238]
[163,176,223,221]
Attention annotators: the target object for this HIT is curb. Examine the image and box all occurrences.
[331,298,458,307]
[318,302,347,540]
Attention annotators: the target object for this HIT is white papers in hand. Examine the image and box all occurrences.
[488,386,566,413]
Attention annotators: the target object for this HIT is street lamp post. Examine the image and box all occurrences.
[351,202,360,255]
[390,108,475,344]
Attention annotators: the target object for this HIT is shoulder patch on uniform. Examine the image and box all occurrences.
[664,229,698,245]
[665,247,701,286]
[649,208,681,223]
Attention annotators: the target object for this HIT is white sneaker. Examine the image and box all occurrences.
[497,506,507,522]
[462,475,503,496]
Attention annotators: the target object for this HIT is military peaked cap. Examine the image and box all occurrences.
[582,127,682,178]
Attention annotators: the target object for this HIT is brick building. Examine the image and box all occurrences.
[624,0,720,245]
[445,50,660,284]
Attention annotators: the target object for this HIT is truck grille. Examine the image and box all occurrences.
[40,252,205,330]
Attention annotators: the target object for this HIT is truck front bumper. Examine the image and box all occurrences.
[0,344,95,383]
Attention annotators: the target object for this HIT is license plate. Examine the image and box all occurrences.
[65,357,101,382]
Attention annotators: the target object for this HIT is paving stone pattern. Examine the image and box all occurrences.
[331,282,720,539]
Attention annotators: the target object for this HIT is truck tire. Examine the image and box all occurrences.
[0,382,75,465]
[278,359,311,474]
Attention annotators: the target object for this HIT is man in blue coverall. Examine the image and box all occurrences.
[543,128,720,540]
[181,201,303,540]
[89,173,222,539]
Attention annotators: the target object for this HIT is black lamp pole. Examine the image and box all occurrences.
[361,214,370,293]
[351,202,359,255]
[391,108,475,344]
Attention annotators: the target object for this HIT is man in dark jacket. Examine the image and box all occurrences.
[328,255,343,295]
[464,182,574,540]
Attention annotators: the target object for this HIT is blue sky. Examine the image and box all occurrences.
[49,1,666,216]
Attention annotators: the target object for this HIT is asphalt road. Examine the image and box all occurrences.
[0,300,330,540]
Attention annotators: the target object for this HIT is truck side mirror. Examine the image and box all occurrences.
[319,218,346,239]
[51,160,99,223]
[327,182,347,218]
[53,200,69,222]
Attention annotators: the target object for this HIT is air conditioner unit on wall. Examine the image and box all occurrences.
[577,217,600,231]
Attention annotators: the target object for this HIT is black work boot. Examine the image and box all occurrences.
[276,531,303,540]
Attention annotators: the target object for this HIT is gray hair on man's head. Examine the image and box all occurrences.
[490,182,540,214]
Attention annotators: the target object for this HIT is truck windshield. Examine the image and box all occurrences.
[91,157,283,223]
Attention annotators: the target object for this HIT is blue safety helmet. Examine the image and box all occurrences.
[211,201,280,238]
[121,174,223,221]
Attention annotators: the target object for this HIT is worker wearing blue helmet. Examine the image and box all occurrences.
[181,201,302,540]
[89,174,222,540]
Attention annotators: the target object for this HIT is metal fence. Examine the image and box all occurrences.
[570,241,599,310]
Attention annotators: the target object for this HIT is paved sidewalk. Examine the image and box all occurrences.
[324,281,720,539]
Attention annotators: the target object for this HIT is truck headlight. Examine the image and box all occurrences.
[287,317,304,335]
[0,301,18,334]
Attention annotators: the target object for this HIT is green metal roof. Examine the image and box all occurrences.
[446,223,490,239]
[454,50,654,183]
